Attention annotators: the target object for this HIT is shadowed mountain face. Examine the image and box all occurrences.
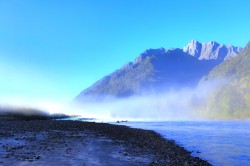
[75,41,242,102]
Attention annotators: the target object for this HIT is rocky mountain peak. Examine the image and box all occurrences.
[183,40,202,58]
[183,40,242,61]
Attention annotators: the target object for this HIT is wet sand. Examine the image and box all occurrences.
[0,120,211,166]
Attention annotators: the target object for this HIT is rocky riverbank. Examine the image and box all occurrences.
[0,119,211,166]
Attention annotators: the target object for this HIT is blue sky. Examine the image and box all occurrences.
[0,0,250,105]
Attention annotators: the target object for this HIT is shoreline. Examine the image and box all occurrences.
[0,119,211,165]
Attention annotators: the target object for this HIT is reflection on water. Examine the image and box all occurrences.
[118,121,250,166]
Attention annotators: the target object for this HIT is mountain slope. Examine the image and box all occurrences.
[75,41,242,102]
[198,42,250,119]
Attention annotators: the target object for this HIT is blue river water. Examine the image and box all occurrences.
[112,121,250,166]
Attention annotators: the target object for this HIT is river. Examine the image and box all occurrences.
[111,121,250,166]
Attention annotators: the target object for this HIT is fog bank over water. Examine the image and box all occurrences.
[0,99,73,120]
[74,81,223,121]
[1,79,247,121]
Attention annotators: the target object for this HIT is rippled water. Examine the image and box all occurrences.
[115,121,250,166]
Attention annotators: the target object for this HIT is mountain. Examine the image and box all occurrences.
[202,42,250,80]
[183,40,242,61]
[75,40,242,102]
[198,42,250,119]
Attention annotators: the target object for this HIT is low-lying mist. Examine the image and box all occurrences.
[73,81,223,121]
[0,105,71,120]
[2,79,248,121]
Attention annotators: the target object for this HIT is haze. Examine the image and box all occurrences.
[0,0,250,119]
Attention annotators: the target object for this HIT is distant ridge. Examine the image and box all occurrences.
[75,40,242,102]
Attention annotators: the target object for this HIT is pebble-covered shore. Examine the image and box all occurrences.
[0,120,211,166]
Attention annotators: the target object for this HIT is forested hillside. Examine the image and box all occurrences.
[199,42,250,119]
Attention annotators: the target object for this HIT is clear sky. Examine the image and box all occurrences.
[0,0,250,106]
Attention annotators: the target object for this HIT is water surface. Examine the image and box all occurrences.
[115,121,250,166]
